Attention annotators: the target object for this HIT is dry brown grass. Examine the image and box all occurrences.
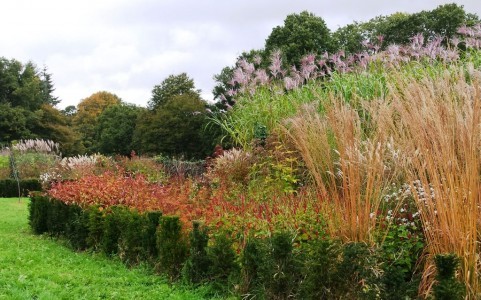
[282,66,481,298]
[376,67,481,298]
[281,99,398,244]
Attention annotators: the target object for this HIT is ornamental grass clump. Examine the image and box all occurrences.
[12,139,59,154]
[377,67,481,297]
[281,100,399,243]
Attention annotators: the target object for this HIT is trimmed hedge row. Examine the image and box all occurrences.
[28,196,463,299]
[0,179,42,197]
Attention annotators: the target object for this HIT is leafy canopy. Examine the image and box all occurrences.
[149,73,200,109]
[73,91,122,153]
[265,11,333,67]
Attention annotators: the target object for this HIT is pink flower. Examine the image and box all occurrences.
[269,50,283,78]
[300,54,317,81]
[284,77,296,90]
[457,25,469,36]
[255,69,269,85]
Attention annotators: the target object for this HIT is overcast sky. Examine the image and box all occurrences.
[1,0,480,109]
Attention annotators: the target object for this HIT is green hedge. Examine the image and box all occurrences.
[0,179,41,197]
[28,195,445,299]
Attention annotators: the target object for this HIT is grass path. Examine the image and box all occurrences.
[0,198,208,300]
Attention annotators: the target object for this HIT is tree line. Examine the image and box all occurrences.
[0,65,220,159]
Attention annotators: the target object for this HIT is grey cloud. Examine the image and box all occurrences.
[2,0,480,108]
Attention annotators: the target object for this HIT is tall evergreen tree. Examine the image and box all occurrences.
[40,66,60,106]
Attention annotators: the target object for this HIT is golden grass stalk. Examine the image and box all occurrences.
[377,66,481,298]
[281,99,396,243]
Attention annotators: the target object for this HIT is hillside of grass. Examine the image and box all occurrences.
[0,198,215,300]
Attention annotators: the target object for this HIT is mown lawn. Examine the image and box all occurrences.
[0,198,212,300]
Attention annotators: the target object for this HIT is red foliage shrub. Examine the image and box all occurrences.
[48,171,188,215]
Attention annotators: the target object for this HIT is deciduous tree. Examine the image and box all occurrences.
[149,73,200,109]
[265,11,333,67]
[93,104,143,156]
[73,91,122,153]
[135,94,214,159]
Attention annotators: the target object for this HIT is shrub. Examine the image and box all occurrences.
[101,206,125,256]
[183,221,211,284]
[118,155,167,183]
[298,239,340,299]
[0,154,9,179]
[265,232,302,299]
[335,242,381,299]
[13,152,59,180]
[142,211,162,259]
[157,216,188,280]
[46,199,69,236]
[65,203,89,250]
[0,179,42,197]
[207,148,254,193]
[47,171,180,213]
[117,209,146,265]
[239,236,269,297]
[155,156,206,179]
[28,195,50,235]
[86,205,104,250]
[207,232,239,293]
[433,254,465,300]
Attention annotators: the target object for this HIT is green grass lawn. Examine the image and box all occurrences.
[0,198,213,300]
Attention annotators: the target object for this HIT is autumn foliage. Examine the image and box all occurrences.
[47,171,195,217]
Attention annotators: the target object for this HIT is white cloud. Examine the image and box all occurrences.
[0,0,480,108]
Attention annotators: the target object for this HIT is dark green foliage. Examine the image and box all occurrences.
[0,179,41,197]
[30,104,83,156]
[102,208,161,263]
[298,239,340,300]
[240,236,268,297]
[157,216,188,280]
[381,265,419,300]
[93,104,143,156]
[135,72,220,159]
[333,3,480,54]
[27,197,431,297]
[28,195,50,234]
[254,123,267,147]
[335,242,380,299]
[207,232,239,293]
[134,94,215,159]
[433,254,465,300]
[86,205,104,250]
[265,11,333,67]
[149,73,200,109]
[184,221,211,284]
[265,232,302,299]
[0,58,44,111]
[0,58,80,152]
[46,199,69,236]
[65,203,89,250]
[101,206,125,256]
[142,211,162,258]
[0,104,33,142]
[380,223,424,299]
[39,66,60,106]
[212,66,236,106]
[117,209,146,265]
